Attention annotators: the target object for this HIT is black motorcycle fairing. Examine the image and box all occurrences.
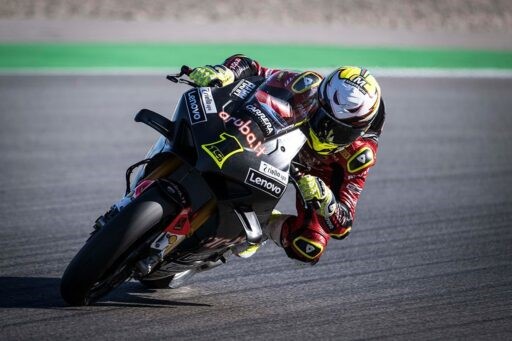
[135,75,308,267]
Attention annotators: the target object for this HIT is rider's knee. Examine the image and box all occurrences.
[280,215,330,265]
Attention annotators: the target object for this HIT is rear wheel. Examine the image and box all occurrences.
[60,186,179,306]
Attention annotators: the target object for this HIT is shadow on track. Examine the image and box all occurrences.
[0,277,211,309]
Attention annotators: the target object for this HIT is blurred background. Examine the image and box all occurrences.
[1,0,512,68]
[1,0,512,46]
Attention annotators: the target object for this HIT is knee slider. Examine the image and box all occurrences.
[285,226,330,264]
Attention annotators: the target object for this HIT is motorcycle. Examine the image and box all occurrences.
[60,67,311,306]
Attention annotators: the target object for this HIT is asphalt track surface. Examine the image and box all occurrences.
[0,75,511,340]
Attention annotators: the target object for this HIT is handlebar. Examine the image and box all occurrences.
[166,65,196,86]
[166,65,222,88]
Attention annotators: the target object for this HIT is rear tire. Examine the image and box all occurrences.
[60,186,178,306]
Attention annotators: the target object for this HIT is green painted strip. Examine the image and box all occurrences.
[0,43,511,69]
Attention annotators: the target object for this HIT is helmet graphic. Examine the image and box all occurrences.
[308,67,381,155]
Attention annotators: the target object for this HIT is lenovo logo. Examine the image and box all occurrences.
[245,168,286,198]
[186,90,207,125]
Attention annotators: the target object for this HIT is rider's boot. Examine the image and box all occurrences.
[264,209,292,247]
[231,243,261,258]
[231,210,287,258]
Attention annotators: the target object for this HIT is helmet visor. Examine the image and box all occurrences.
[309,106,365,147]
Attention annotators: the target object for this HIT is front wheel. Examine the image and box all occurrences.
[60,186,178,306]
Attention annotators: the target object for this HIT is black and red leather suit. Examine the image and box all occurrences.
[223,54,386,263]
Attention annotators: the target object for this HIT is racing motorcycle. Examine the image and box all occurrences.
[60,67,312,306]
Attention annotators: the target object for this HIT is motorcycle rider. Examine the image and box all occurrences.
[189,55,385,264]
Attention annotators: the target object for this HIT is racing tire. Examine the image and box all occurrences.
[60,186,179,306]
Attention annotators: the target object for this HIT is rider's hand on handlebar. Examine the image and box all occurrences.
[297,175,336,218]
[189,65,235,87]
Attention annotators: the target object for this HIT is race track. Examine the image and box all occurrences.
[1,74,511,340]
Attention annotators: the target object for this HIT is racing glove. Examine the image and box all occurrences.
[189,65,235,87]
[297,175,337,218]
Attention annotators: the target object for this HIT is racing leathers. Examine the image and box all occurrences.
[213,54,386,264]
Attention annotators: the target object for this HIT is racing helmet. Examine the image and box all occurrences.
[308,67,381,155]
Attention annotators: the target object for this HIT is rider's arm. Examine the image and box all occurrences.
[312,99,386,239]
[282,137,378,244]
[288,136,380,242]
[222,54,279,80]
[323,137,379,239]
[189,54,279,87]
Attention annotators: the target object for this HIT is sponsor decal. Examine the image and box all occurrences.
[185,90,207,125]
[201,132,244,169]
[231,80,257,100]
[218,111,266,156]
[245,168,286,198]
[346,183,362,195]
[199,87,217,114]
[259,161,288,185]
[245,104,274,136]
[291,72,322,94]
[227,57,242,70]
[347,147,374,173]
[346,76,369,95]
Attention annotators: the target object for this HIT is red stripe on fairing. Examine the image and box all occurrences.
[163,207,192,235]
[134,179,155,198]
[255,90,293,118]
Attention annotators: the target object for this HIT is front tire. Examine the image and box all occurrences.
[60,186,178,306]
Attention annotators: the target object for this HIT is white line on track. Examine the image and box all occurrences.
[1,67,512,78]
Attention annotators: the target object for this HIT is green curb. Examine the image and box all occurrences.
[0,43,511,69]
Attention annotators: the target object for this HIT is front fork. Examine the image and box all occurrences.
[135,199,217,277]
[95,154,208,235]
[118,155,217,277]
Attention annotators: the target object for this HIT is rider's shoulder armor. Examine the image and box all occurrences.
[337,138,377,175]
[266,70,323,94]
[264,70,323,123]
